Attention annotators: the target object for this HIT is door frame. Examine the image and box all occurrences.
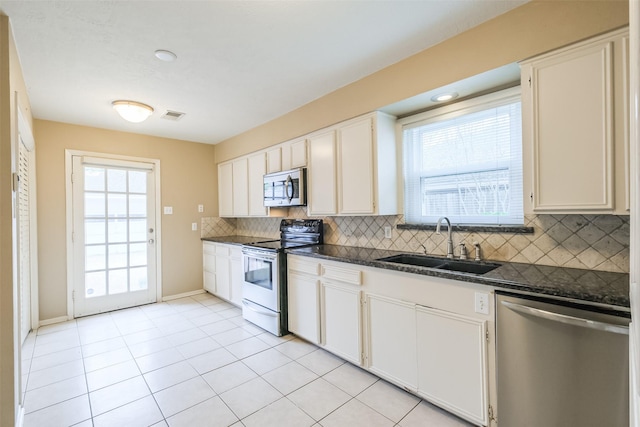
[64,149,162,319]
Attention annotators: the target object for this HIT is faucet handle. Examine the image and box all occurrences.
[459,242,467,260]
[473,241,481,261]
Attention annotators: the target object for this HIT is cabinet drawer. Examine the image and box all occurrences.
[289,257,320,276]
[323,264,362,286]
[203,242,216,255]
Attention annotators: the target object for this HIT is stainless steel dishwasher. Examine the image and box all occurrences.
[496,292,629,427]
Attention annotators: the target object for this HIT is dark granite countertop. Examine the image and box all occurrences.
[286,244,630,311]
[201,235,268,246]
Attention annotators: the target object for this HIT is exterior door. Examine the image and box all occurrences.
[72,156,157,317]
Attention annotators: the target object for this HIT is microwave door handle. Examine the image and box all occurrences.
[285,175,294,202]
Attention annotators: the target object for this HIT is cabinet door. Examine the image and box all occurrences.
[290,138,307,168]
[365,294,417,390]
[229,248,243,306]
[215,254,231,301]
[232,158,249,216]
[266,147,281,173]
[307,131,337,215]
[218,163,234,217]
[203,243,216,293]
[525,39,614,211]
[416,306,487,426]
[288,272,320,344]
[338,117,374,214]
[248,153,267,216]
[322,281,362,365]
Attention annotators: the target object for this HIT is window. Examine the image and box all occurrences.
[401,87,523,226]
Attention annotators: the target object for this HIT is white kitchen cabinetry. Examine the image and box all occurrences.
[232,158,249,216]
[307,130,337,215]
[289,138,307,168]
[266,147,281,174]
[203,242,216,294]
[321,264,363,365]
[218,162,233,217]
[287,256,321,344]
[416,306,487,426]
[307,112,398,216]
[248,152,268,216]
[230,247,243,306]
[521,28,628,213]
[202,242,243,307]
[365,294,417,389]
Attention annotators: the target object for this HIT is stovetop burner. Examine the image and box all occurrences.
[243,219,323,252]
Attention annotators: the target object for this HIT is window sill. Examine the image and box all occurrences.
[397,223,534,234]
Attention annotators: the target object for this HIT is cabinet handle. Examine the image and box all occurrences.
[501,300,628,335]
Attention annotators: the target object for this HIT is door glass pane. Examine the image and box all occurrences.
[108,244,128,269]
[109,269,128,294]
[85,193,105,217]
[85,271,106,298]
[108,193,127,218]
[130,267,147,291]
[85,167,105,191]
[129,171,147,193]
[85,245,106,271]
[85,219,105,244]
[129,243,147,267]
[129,195,146,217]
[129,219,147,242]
[108,219,127,243]
[107,169,127,192]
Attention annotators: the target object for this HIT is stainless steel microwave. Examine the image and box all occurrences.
[263,168,306,207]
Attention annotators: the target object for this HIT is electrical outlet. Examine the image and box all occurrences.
[384,226,392,239]
[198,204,204,213]
[191,222,198,231]
[475,292,490,315]
[163,206,173,215]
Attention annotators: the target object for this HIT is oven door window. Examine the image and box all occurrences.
[244,256,273,290]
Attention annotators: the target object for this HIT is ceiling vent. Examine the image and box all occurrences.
[161,110,185,121]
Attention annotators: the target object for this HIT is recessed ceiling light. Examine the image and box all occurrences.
[154,49,177,62]
[431,92,459,103]
[112,100,154,123]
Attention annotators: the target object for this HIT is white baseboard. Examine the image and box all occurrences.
[16,404,25,427]
[162,289,205,302]
[38,315,71,327]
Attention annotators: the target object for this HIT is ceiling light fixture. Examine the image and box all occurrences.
[154,49,177,62]
[112,100,154,123]
[431,92,459,103]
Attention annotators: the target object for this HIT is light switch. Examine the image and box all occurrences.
[191,223,198,231]
[164,206,173,215]
[198,204,204,213]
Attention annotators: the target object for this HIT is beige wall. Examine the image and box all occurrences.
[1,14,33,427]
[215,0,629,163]
[34,120,217,320]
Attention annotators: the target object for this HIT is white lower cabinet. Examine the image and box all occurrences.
[365,294,417,389]
[321,281,362,365]
[286,254,494,426]
[288,272,321,344]
[416,306,488,426]
[202,242,243,307]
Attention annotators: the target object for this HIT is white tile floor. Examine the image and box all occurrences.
[21,293,472,427]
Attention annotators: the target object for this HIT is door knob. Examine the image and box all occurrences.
[149,239,155,244]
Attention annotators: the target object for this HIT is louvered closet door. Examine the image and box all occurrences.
[18,140,31,344]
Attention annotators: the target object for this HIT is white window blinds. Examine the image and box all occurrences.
[402,87,523,225]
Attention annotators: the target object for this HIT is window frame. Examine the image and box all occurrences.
[398,86,523,226]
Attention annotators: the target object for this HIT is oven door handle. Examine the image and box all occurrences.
[242,300,278,317]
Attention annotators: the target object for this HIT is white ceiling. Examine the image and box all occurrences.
[0,0,527,145]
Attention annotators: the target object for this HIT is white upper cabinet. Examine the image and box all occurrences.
[266,147,281,174]
[307,130,338,215]
[218,162,233,217]
[521,28,628,214]
[232,158,249,216]
[308,111,398,216]
[290,138,307,168]
[248,152,268,216]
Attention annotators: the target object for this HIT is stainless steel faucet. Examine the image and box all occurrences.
[436,217,454,259]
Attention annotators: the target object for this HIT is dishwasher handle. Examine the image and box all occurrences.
[501,300,629,335]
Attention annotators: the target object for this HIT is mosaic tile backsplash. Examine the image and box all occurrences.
[202,209,630,273]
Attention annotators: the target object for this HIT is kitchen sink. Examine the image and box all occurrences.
[376,254,500,275]
[376,254,448,269]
